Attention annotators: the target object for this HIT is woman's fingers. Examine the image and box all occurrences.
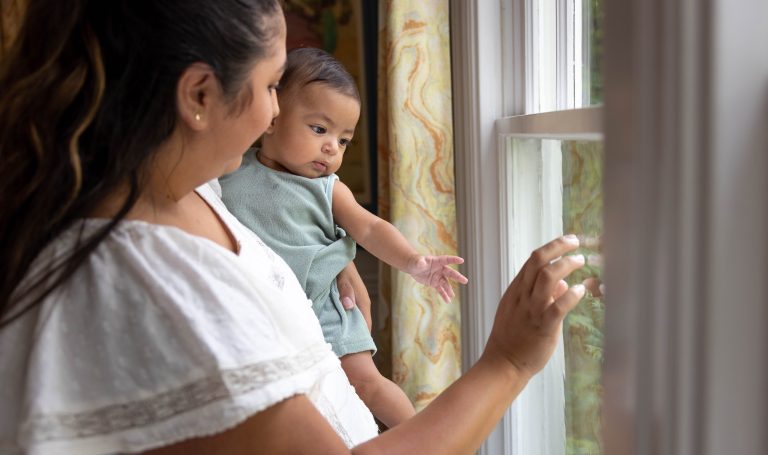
[543,283,586,330]
[517,235,580,293]
[552,279,569,300]
[337,277,356,309]
[530,254,585,304]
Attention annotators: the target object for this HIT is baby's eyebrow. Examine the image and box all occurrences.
[316,113,335,126]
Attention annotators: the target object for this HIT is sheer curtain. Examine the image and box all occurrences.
[375,0,461,411]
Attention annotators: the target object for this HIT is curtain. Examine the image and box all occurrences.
[375,0,460,411]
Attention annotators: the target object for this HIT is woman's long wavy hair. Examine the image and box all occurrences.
[0,0,282,327]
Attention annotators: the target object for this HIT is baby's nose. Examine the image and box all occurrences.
[322,141,339,155]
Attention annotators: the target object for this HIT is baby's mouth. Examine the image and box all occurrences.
[312,161,328,171]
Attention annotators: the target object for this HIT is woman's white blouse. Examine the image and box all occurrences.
[0,183,378,454]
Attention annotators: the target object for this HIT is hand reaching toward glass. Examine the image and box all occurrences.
[405,255,469,302]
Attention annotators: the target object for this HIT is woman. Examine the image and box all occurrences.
[0,1,586,453]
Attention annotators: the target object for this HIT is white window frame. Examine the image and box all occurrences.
[452,0,768,454]
[451,1,602,454]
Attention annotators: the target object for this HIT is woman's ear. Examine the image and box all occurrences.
[176,63,218,131]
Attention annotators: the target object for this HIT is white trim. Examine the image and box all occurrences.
[503,0,527,116]
[497,106,603,139]
[450,2,506,452]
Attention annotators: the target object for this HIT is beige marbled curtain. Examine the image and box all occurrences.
[375,0,460,411]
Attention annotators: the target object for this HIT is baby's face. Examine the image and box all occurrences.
[262,83,360,178]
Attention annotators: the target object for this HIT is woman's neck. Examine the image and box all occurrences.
[89,134,204,221]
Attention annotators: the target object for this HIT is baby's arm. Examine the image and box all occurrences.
[332,181,468,302]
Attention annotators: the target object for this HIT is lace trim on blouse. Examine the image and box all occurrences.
[313,394,354,447]
[22,343,330,444]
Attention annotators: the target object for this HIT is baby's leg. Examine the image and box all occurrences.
[340,351,416,428]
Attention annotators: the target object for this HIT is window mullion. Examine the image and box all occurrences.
[557,0,570,110]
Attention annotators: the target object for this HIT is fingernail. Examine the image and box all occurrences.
[342,297,353,310]
[572,284,586,297]
[563,234,579,245]
[571,254,585,264]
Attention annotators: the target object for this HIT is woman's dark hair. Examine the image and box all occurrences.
[279,47,359,102]
[0,0,282,326]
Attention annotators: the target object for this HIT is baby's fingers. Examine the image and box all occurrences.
[432,276,456,303]
[444,280,456,301]
[437,284,452,303]
[435,255,465,266]
[443,266,469,285]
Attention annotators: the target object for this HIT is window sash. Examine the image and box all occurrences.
[451,1,603,454]
[498,109,602,455]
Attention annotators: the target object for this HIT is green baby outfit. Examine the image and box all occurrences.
[219,150,376,357]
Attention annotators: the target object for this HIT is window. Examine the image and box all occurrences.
[504,0,605,453]
[452,0,604,454]
[453,0,768,454]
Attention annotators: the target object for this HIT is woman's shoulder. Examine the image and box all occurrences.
[0,204,344,453]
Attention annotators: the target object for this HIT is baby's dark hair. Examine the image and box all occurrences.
[279,47,360,102]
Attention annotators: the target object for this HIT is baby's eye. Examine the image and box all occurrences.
[310,125,327,134]
[339,138,351,148]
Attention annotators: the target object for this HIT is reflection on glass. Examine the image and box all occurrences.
[506,136,604,454]
[584,0,604,105]
[562,140,604,454]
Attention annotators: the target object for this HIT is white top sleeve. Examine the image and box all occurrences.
[0,183,377,455]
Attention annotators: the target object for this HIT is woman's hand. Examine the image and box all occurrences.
[484,235,586,379]
[406,255,469,302]
[337,260,373,331]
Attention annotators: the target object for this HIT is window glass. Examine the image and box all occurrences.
[583,0,604,105]
[528,0,604,111]
[505,137,605,455]
[562,140,604,455]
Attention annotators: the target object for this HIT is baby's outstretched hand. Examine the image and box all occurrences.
[407,255,469,302]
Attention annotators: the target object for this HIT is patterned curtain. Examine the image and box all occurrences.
[375,0,460,411]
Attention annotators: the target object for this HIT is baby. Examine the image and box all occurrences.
[220,47,467,428]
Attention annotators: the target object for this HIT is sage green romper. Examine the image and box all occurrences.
[219,152,376,357]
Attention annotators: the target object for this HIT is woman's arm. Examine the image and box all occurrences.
[143,235,585,454]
